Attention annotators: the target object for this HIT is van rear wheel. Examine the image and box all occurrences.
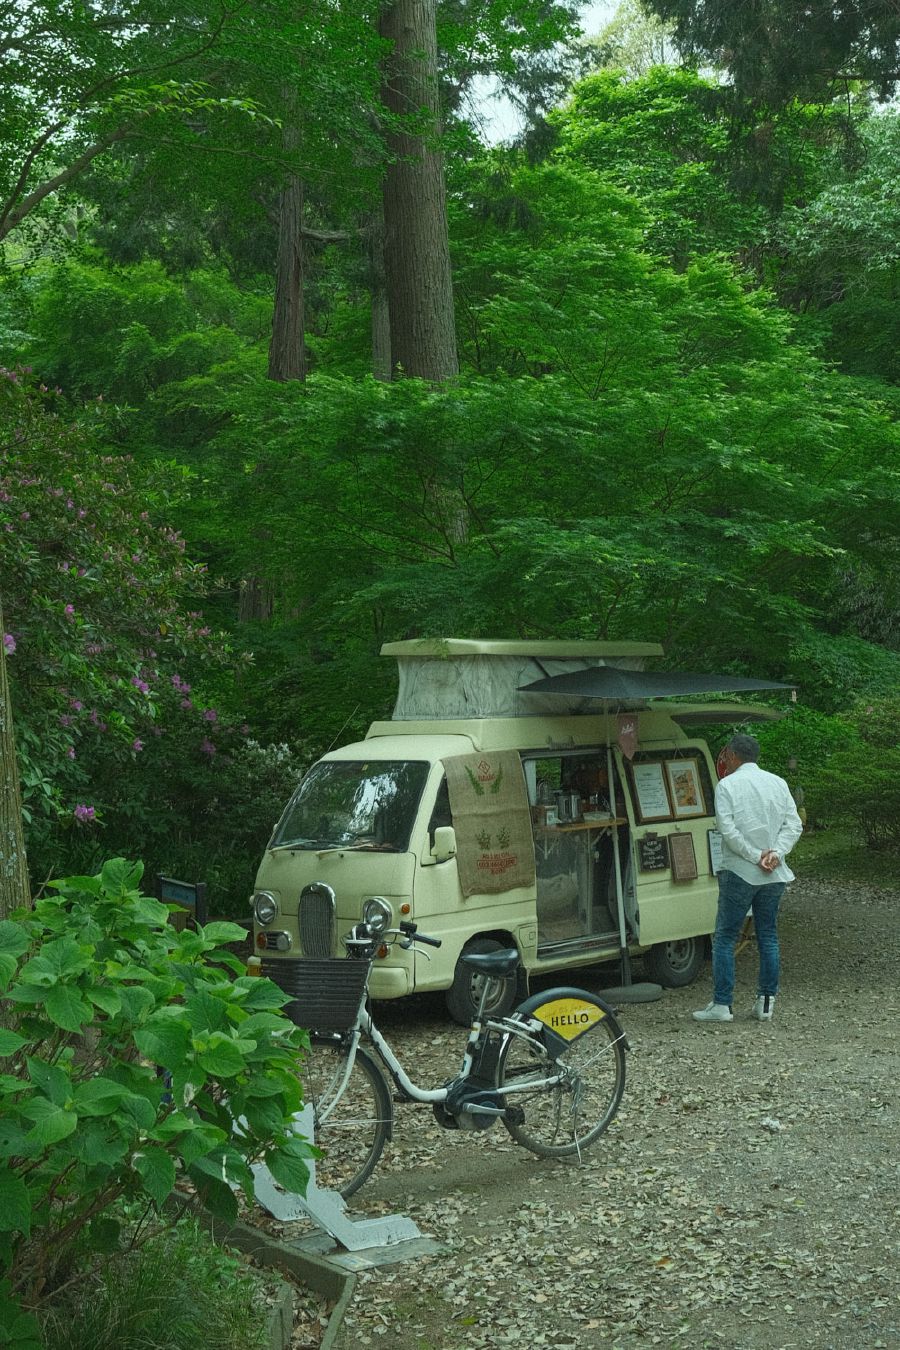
[446,938,518,1025]
[646,936,705,987]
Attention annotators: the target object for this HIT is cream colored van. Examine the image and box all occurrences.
[251,640,778,1022]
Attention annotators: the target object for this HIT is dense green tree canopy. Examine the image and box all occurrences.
[2,5,899,897]
[771,112,900,381]
[549,67,851,263]
[2,0,248,245]
[643,0,900,103]
[579,0,679,80]
[26,158,888,717]
[0,0,385,264]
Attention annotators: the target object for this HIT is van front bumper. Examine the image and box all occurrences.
[368,964,412,999]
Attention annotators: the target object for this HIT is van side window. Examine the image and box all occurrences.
[428,777,453,847]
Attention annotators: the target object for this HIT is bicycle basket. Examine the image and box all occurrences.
[261,957,370,1032]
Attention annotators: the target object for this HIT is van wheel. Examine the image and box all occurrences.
[445,938,518,1026]
[646,937,705,987]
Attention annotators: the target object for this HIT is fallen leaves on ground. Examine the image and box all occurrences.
[326,878,900,1350]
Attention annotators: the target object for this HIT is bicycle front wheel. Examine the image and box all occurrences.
[300,1039,392,1197]
[498,991,626,1158]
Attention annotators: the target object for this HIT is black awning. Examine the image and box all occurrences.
[518,668,795,701]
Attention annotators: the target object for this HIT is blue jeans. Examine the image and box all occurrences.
[712,870,786,1007]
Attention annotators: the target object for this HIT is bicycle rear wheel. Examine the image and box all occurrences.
[498,991,626,1158]
[301,1039,392,1197]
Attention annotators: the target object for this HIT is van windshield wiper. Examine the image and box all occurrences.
[345,842,401,852]
[272,837,341,851]
[272,836,402,853]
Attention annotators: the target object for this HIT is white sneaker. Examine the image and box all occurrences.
[752,995,776,1021]
[692,1002,733,1022]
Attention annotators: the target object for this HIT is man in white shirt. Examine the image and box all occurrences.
[693,734,803,1023]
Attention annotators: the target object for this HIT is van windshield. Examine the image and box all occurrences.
[271,760,430,852]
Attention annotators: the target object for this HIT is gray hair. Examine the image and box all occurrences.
[728,734,760,763]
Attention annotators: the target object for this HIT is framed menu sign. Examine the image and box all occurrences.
[638,833,669,872]
[664,758,707,819]
[668,832,698,881]
[630,761,672,822]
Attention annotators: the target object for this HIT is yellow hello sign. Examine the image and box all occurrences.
[533,998,606,1041]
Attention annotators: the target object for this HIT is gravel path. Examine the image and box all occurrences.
[315,876,899,1349]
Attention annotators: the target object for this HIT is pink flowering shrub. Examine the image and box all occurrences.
[0,371,303,904]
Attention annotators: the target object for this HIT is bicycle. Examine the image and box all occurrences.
[265,901,629,1198]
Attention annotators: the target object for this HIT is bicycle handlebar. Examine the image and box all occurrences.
[399,920,441,948]
[345,919,442,952]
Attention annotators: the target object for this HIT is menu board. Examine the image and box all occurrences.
[638,834,670,872]
[631,762,672,822]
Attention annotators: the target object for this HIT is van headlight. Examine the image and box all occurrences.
[362,896,392,934]
[253,891,279,926]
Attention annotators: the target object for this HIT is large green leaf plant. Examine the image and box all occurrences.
[0,859,310,1345]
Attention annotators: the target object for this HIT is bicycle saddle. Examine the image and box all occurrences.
[458,948,519,975]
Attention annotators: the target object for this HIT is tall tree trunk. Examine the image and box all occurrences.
[368,205,392,382]
[267,173,307,382]
[254,93,305,619]
[0,598,30,917]
[379,0,458,381]
[238,575,274,623]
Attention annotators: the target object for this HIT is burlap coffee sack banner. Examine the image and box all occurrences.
[442,751,536,898]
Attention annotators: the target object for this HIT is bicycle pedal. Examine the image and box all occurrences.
[503,1106,525,1126]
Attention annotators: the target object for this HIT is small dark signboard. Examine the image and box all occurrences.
[638,833,669,872]
[668,833,699,882]
[156,875,208,928]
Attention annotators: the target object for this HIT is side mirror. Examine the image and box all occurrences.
[431,825,457,864]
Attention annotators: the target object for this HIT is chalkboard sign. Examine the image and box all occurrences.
[669,833,698,882]
[638,833,669,872]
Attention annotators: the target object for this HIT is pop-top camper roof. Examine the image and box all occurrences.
[381,638,663,720]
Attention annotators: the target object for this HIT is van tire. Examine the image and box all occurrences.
[646,936,705,987]
[445,938,518,1026]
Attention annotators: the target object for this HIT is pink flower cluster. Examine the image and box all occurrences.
[73,803,96,823]
[3,633,15,655]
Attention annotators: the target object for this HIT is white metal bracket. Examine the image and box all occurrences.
[252,1105,422,1252]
